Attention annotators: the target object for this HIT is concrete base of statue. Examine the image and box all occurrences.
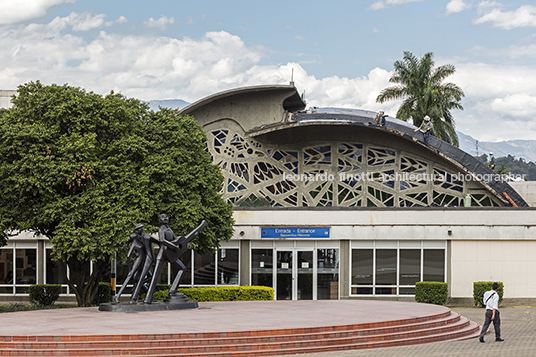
[98,293,198,312]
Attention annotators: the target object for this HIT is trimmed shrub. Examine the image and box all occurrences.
[155,284,171,292]
[473,281,504,308]
[415,282,448,305]
[139,284,171,300]
[152,286,274,302]
[29,284,61,306]
[92,282,112,305]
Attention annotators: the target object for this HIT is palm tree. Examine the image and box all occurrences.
[376,51,464,147]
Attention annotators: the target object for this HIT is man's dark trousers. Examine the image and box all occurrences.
[480,309,501,339]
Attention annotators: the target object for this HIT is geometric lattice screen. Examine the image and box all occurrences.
[209,128,502,208]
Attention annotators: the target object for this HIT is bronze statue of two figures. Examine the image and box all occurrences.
[115,214,207,305]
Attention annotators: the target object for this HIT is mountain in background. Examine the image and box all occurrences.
[147,98,536,163]
[146,99,190,112]
[457,131,536,163]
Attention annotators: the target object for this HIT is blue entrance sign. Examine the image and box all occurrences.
[261,228,330,238]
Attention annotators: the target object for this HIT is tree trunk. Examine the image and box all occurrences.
[58,258,109,307]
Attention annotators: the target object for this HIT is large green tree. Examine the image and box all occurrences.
[376,51,464,147]
[0,82,234,306]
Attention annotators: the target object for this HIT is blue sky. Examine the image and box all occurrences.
[1,0,536,142]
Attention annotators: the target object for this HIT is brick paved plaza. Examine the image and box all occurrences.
[279,306,536,357]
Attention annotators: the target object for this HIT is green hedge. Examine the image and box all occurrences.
[138,284,172,300]
[155,284,171,292]
[415,282,448,305]
[29,284,62,306]
[473,281,504,308]
[92,282,112,305]
[152,286,274,302]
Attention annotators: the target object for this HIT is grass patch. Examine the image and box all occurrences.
[0,303,77,313]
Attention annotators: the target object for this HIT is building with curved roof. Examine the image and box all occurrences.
[180,84,535,303]
[182,85,526,209]
[1,85,535,304]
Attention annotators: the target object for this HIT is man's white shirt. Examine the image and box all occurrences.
[483,290,499,310]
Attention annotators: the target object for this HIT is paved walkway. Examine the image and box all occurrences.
[0,300,448,336]
[279,306,536,357]
[1,301,534,356]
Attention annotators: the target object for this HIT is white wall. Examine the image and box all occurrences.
[233,208,536,299]
[450,240,536,298]
[232,209,536,241]
[0,90,16,109]
[511,181,536,207]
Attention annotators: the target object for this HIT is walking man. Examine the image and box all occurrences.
[479,282,504,342]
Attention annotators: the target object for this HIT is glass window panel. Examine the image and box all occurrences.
[218,248,239,285]
[251,249,273,288]
[297,251,313,300]
[351,249,373,285]
[0,248,14,293]
[375,249,397,285]
[16,286,31,294]
[375,287,397,295]
[194,252,216,285]
[45,249,68,285]
[399,249,421,285]
[276,251,293,300]
[399,287,415,295]
[424,249,445,282]
[317,249,339,300]
[352,287,372,295]
[16,249,36,285]
[171,250,192,287]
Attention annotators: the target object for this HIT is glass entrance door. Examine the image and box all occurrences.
[297,251,313,300]
[276,251,293,300]
[252,244,339,301]
[276,250,313,300]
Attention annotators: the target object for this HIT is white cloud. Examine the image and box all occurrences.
[0,0,75,25]
[449,61,536,140]
[2,13,536,141]
[446,0,471,14]
[116,16,128,24]
[143,15,175,30]
[474,2,536,29]
[0,13,393,111]
[469,43,536,59]
[69,12,112,32]
[368,0,426,11]
[491,94,536,116]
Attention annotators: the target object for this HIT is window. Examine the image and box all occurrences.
[317,249,339,300]
[189,248,239,286]
[251,249,273,288]
[45,249,69,294]
[218,248,239,285]
[0,248,14,294]
[424,250,445,282]
[1,248,37,294]
[351,241,446,296]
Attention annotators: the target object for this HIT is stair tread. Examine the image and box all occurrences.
[24,323,479,357]
[0,317,478,356]
[0,313,465,349]
[0,310,455,343]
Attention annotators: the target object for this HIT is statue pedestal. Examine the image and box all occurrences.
[99,293,198,312]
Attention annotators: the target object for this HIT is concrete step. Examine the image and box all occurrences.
[0,311,479,356]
